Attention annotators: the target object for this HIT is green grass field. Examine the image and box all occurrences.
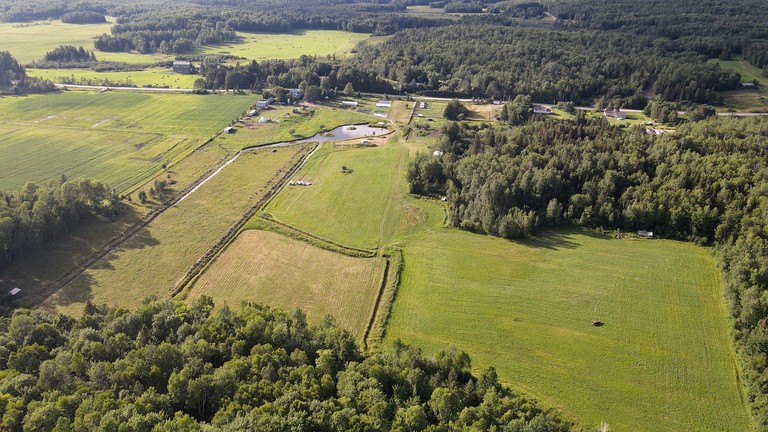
[0,91,252,193]
[386,226,749,431]
[27,67,199,88]
[41,146,306,315]
[265,143,405,249]
[185,230,385,340]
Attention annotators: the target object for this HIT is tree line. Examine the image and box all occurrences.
[0,297,572,431]
[407,113,768,429]
[0,51,55,93]
[0,177,122,267]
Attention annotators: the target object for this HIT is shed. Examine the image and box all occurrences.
[172,61,193,74]
[249,109,258,116]
[533,106,553,114]
[223,126,234,133]
[259,116,271,123]
[637,230,654,238]
[741,82,757,88]
[9,288,21,296]
[341,101,359,107]
[376,100,392,108]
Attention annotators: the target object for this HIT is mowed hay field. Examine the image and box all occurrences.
[186,230,385,340]
[41,146,307,315]
[386,227,749,431]
[0,91,252,193]
[266,143,404,249]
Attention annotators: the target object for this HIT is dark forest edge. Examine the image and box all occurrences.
[0,298,572,431]
[406,113,768,429]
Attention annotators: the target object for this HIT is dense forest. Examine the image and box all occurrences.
[0,177,122,267]
[407,114,768,428]
[0,298,571,431]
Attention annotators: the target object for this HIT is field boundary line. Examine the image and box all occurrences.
[362,248,403,350]
[258,216,378,257]
[171,143,319,297]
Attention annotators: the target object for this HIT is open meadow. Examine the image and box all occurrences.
[198,30,370,61]
[385,226,749,431]
[265,142,405,249]
[27,67,199,88]
[41,146,308,315]
[184,230,385,340]
[0,91,252,193]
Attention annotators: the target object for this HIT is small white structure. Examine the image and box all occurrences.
[433,150,444,157]
[9,288,21,296]
[373,112,387,118]
[637,230,654,238]
[259,116,270,123]
[256,97,274,109]
[741,82,757,88]
[376,100,392,108]
[604,109,627,120]
[223,126,234,133]
[341,101,359,107]
[249,109,258,116]
[533,106,553,114]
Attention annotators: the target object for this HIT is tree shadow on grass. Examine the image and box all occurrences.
[517,226,609,251]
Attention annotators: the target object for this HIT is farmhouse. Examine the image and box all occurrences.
[376,100,392,108]
[172,61,193,74]
[533,106,553,114]
[603,109,627,120]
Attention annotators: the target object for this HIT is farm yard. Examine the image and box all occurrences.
[0,91,253,193]
[184,230,386,341]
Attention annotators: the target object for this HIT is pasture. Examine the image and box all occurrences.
[41,146,307,315]
[385,226,749,431]
[0,91,252,193]
[265,142,404,249]
[185,230,385,340]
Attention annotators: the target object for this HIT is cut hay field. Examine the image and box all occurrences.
[0,91,252,193]
[265,143,404,249]
[185,230,385,340]
[27,67,199,88]
[386,226,750,431]
[41,146,308,315]
[0,20,115,64]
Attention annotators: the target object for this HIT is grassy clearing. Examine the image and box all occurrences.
[0,91,251,193]
[386,226,749,431]
[27,67,199,88]
[185,230,385,340]
[199,30,370,61]
[40,146,306,314]
[265,143,404,249]
[0,20,115,64]
[710,58,768,111]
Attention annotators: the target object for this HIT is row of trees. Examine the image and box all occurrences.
[0,51,54,93]
[0,177,122,266]
[43,45,96,63]
[407,114,768,428]
[0,298,572,431]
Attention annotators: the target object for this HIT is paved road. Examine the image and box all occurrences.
[55,84,768,116]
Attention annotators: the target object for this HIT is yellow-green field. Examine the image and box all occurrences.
[0,91,252,193]
[41,146,306,315]
[0,19,115,64]
[185,230,385,340]
[386,226,749,431]
[27,67,199,88]
[198,30,370,61]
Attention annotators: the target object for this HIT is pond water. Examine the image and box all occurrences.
[252,124,390,149]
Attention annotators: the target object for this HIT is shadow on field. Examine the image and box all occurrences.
[519,227,607,250]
